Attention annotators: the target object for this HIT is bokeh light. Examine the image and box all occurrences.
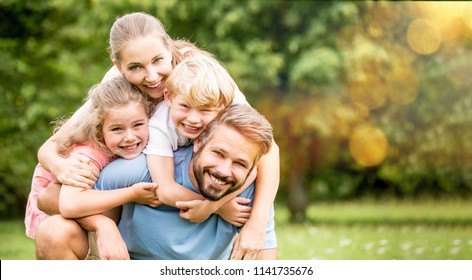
[349,125,388,167]
[406,18,441,55]
[347,74,387,109]
[385,67,419,105]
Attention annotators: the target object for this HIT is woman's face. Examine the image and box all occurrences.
[116,36,173,101]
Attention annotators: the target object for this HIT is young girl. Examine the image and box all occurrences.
[37,12,280,260]
[25,76,158,240]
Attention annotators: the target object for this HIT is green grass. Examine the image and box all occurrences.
[275,199,472,259]
[0,219,36,260]
[2,199,472,260]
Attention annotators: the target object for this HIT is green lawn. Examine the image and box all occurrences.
[2,199,472,260]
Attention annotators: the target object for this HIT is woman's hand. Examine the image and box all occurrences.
[230,219,266,260]
[53,154,99,189]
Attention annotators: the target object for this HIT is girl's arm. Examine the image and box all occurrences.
[147,154,250,222]
[75,210,129,260]
[38,100,98,188]
[230,139,280,260]
[59,181,159,219]
[59,160,159,218]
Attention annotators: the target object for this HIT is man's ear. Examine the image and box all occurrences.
[193,138,201,153]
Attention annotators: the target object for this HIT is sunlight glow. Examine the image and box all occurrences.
[349,125,388,167]
[407,18,441,55]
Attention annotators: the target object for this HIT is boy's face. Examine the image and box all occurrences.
[165,91,221,139]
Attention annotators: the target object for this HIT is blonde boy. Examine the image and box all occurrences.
[145,54,248,219]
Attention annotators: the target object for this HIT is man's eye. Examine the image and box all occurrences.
[235,162,247,169]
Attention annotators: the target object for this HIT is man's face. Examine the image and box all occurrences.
[192,125,259,201]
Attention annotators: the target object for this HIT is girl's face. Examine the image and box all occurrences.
[115,36,173,101]
[165,91,221,140]
[102,101,149,159]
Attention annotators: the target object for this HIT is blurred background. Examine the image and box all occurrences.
[1,0,472,259]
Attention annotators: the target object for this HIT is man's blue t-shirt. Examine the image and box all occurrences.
[94,145,276,259]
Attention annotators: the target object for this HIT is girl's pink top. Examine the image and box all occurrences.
[24,145,111,239]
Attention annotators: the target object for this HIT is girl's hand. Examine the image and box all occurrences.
[130,182,160,207]
[230,220,265,260]
[175,199,215,223]
[215,197,252,227]
[53,154,99,189]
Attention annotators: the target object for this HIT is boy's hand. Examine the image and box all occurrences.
[175,199,215,222]
[216,197,251,227]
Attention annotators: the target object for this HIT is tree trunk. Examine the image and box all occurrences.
[287,166,308,223]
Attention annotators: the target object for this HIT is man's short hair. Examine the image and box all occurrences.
[198,104,273,162]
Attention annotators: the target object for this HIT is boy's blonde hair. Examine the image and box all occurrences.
[165,54,236,109]
[54,76,154,157]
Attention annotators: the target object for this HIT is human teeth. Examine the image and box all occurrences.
[147,81,161,88]
[123,144,138,150]
[184,124,199,131]
[210,174,225,185]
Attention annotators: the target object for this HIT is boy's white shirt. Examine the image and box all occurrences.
[99,65,249,157]
[144,87,248,157]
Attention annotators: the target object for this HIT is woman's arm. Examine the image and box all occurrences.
[37,181,61,215]
[38,100,98,188]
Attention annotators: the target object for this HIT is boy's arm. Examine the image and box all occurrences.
[148,154,202,203]
[230,140,280,260]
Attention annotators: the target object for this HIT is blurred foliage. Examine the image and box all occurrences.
[1,0,472,221]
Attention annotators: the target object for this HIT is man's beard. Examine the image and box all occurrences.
[193,152,243,201]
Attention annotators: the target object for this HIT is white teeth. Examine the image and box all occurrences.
[184,124,200,131]
[123,144,138,151]
[146,81,161,88]
[210,174,225,185]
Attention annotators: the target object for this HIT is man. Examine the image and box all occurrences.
[36,104,277,260]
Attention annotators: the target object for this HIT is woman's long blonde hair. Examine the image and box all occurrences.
[109,12,214,69]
